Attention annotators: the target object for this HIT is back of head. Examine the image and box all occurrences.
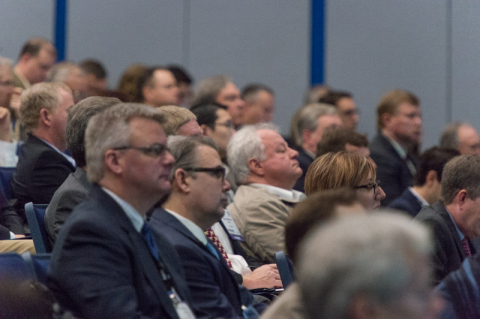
[156,105,197,136]
[191,103,226,130]
[20,82,71,133]
[377,89,419,130]
[18,37,57,60]
[66,96,121,167]
[298,213,431,319]
[285,188,360,265]
[413,147,459,187]
[305,151,375,195]
[117,63,147,102]
[191,75,231,106]
[227,123,278,185]
[439,122,463,150]
[318,90,352,107]
[290,103,338,148]
[167,65,193,85]
[441,154,480,204]
[241,83,274,102]
[317,127,368,157]
[85,103,165,183]
[79,59,107,79]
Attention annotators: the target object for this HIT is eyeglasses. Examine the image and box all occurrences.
[183,166,226,180]
[113,143,169,157]
[215,120,235,129]
[353,180,380,193]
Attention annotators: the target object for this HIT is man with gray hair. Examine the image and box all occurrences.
[46,62,88,103]
[227,123,304,264]
[290,103,342,192]
[298,213,440,319]
[48,103,196,318]
[415,154,480,283]
[440,122,480,157]
[0,56,18,166]
[45,96,120,245]
[192,75,245,129]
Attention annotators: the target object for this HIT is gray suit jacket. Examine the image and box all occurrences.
[45,167,91,245]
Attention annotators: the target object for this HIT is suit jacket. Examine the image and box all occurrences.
[12,135,75,223]
[45,167,92,245]
[415,201,476,284]
[293,148,314,193]
[369,133,418,206]
[149,208,265,319]
[388,188,424,218]
[47,185,194,319]
[0,188,24,237]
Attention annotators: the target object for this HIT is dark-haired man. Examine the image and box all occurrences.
[138,67,179,107]
[319,90,358,131]
[241,83,275,125]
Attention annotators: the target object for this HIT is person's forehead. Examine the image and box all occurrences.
[154,69,175,84]
[129,117,166,141]
[215,108,231,120]
[318,114,342,126]
[257,129,284,146]
[37,47,55,62]
[337,97,355,109]
[459,125,479,141]
[396,102,420,114]
[219,82,240,96]
[195,144,221,165]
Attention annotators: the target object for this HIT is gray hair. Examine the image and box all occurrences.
[227,123,278,185]
[85,103,166,183]
[0,56,13,70]
[191,75,231,107]
[297,212,432,319]
[290,103,338,148]
[439,122,463,150]
[46,62,83,83]
[167,135,218,181]
[66,97,121,167]
[441,154,480,204]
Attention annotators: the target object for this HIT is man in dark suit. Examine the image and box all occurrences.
[45,96,120,245]
[389,147,459,217]
[12,82,76,224]
[48,103,196,318]
[370,89,422,206]
[150,136,267,319]
[415,155,480,284]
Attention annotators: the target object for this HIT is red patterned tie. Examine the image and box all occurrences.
[205,228,233,269]
[462,237,472,257]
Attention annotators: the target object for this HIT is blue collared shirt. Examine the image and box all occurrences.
[102,187,145,233]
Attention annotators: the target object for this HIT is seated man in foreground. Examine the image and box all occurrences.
[48,103,195,318]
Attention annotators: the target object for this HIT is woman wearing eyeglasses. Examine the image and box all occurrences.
[304,151,386,209]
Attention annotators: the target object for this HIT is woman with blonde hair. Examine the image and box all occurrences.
[305,151,386,209]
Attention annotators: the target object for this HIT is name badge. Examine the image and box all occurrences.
[174,302,196,319]
[222,209,245,241]
[242,305,259,319]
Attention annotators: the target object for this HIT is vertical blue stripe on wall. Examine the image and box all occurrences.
[311,0,325,85]
[55,0,67,61]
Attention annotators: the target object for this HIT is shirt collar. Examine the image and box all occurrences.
[408,187,429,206]
[102,187,145,233]
[164,208,208,245]
[304,149,316,160]
[14,68,31,88]
[249,183,306,203]
[383,133,408,160]
[445,205,466,240]
[39,138,76,167]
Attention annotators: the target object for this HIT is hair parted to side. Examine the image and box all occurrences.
[441,154,480,205]
[227,123,279,185]
[20,82,72,133]
[290,103,338,148]
[191,75,231,107]
[156,105,197,136]
[376,89,419,130]
[316,127,368,158]
[85,103,166,183]
[305,151,375,195]
[297,213,432,319]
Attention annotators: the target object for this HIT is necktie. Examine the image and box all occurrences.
[142,223,159,261]
[462,237,472,257]
[205,228,233,269]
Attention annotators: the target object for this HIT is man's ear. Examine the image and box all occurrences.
[248,158,264,177]
[39,108,53,127]
[381,113,393,129]
[200,124,212,137]
[456,189,468,207]
[104,150,123,175]
[174,169,191,193]
[425,170,438,186]
[142,86,152,102]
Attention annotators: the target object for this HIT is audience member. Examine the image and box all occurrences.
[79,59,108,96]
[157,105,202,137]
[227,123,304,264]
[48,103,196,318]
[117,63,147,102]
[261,189,365,319]
[12,83,75,224]
[319,90,359,131]
[389,147,459,217]
[303,84,330,105]
[305,151,385,209]
[137,66,179,107]
[290,103,342,192]
[192,75,245,129]
[298,213,441,319]
[440,122,480,156]
[45,96,120,245]
[46,62,88,103]
[241,83,275,125]
[0,56,18,167]
[415,154,480,283]
[167,64,193,108]
[150,136,268,318]
[370,89,422,206]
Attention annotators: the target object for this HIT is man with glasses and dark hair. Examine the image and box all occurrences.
[149,136,267,319]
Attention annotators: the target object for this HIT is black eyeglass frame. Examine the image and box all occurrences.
[183,166,226,180]
[112,143,169,157]
[353,180,380,193]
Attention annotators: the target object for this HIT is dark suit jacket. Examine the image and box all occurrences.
[0,188,24,237]
[369,133,418,206]
[47,185,194,319]
[45,167,92,246]
[293,148,314,193]
[415,201,476,284]
[388,188,424,218]
[12,135,75,222]
[150,208,265,319]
